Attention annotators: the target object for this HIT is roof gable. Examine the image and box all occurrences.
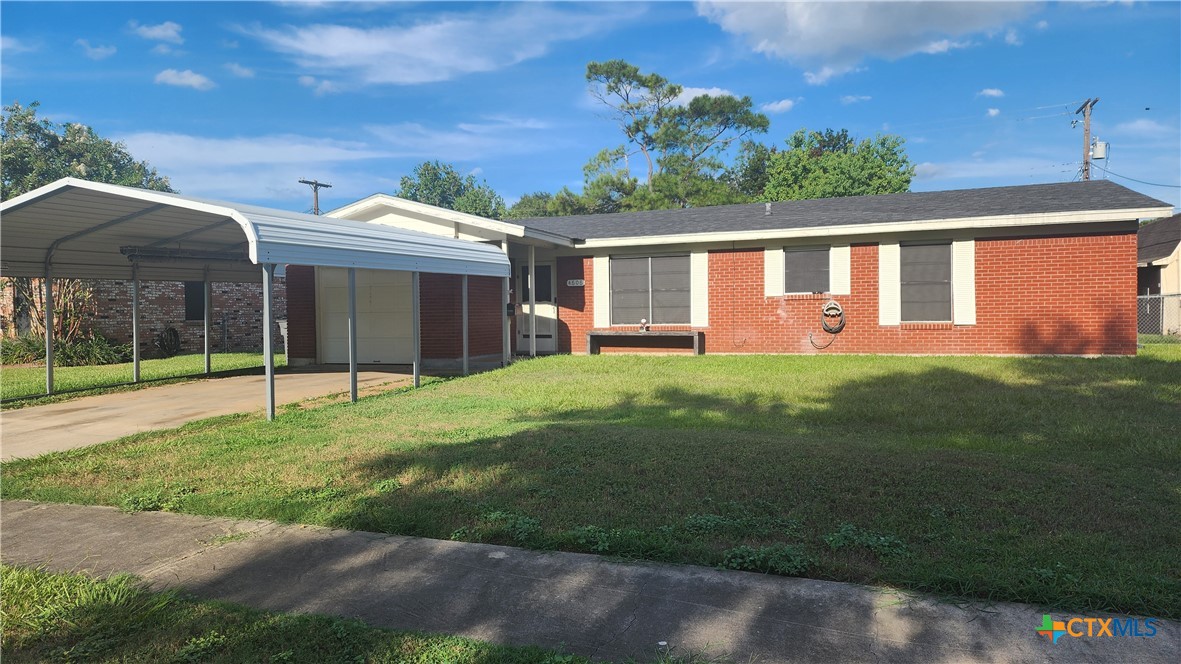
[1138,213,1181,263]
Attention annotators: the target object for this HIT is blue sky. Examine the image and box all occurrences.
[2,1,1179,213]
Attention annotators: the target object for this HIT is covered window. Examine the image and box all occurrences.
[183,281,205,321]
[610,255,690,324]
[901,242,952,321]
[784,246,829,293]
[519,264,553,302]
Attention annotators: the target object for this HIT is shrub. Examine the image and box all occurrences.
[1,333,132,367]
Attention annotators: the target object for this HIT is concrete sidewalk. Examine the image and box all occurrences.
[0,368,410,461]
[2,501,1176,663]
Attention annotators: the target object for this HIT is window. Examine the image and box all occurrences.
[784,246,829,293]
[183,281,205,321]
[900,242,951,321]
[519,264,553,302]
[610,255,690,324]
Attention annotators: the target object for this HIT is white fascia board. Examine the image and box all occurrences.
[574,207,1174,248]
[329,194,576,247]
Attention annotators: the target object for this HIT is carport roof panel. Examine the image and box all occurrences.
[1,178,510,281]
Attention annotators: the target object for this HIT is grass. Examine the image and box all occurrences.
[0,352,286,405]
[0,565,589,663]
[4,346,1179,619]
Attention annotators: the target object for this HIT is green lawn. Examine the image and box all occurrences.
[0,565,587,663]
[1,353,286,404]
[4,347,1179,619]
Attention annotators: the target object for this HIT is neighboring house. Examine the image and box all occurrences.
[1136,213,1181,336]
[1138,213,1180,295]
[0,278,286,355]
[278,179,1170,360]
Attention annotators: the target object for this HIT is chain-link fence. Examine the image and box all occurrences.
[1138,294,1181,344]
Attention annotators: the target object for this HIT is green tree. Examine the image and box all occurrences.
[586,59,769,201]
[505,192,555,220]
[1,101,174,337]
[2,101,173,200]
[761,128,915,201]
[396,160,505,219]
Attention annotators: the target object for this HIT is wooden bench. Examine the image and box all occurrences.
[586,330,704,355]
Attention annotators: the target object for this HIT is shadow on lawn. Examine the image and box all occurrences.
[297,354,1181,620]
[14,355,1180,661]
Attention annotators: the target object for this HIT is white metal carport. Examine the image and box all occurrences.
[0,178,510,420]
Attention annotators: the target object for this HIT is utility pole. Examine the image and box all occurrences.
[299,179,333,215]
[1074,98,1099,181]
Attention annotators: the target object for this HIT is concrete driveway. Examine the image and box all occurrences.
[0,367,411,461]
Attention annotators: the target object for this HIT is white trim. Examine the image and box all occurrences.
[327,193,574,247]
[878,243,901,326]
[952,239,977,325]
[593,255,610,328]
[830,245,851,295]
[691,251,709,327]
[574,207,1171,248]
[764,247,784,297]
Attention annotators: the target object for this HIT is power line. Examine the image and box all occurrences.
[1091,163,1181,189]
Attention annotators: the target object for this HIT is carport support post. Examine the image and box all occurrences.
[501,241,510,367]
[411,271,421,388]
[347,267,358,403]
[43,266,54,395]
[203,268,212,375]
[529,244,537,357]
[131,265,140,383]
[461,274,469,376]
[262,263,276,421]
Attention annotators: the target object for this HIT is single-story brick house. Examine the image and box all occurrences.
[280,179,1170,361]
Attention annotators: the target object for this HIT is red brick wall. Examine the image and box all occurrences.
[1,277,286,355]
[419,274,504,359]
[556,256,593,353]
[285,266,316,361]
[553,232,1137,356]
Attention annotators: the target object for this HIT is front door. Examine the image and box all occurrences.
[517,262,557,353]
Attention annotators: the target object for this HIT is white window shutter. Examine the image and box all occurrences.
[593,255,610,328]
[690,251,709,327]
[878,243,901,326]
[830,245,851,295]
[764,247,784,296]
[952,239,977,325]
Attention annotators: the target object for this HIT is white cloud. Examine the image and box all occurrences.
[1035,20,1049,30]
[130,20,184,44]
[915,156,1067,181]
[239,3,641,86]
[917,39,972,54]
[365,117,562,161]
[675,86,735,105]
[75,39,116,60]
[761,98,797,113]
[987,108,1001,117]
[1111,118,1175,138]
[225,62,255,78]
[2,36,36,53]
[696,1,1032,84]
[118,131,392,205]
[151,44,177,56]
[977,88,1005,98]
[1004,28,1022,46]
[298,75,339,95]
[154,69,216,91]
[840,95,871,105]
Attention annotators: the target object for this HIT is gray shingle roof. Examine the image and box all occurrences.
[518,180,1171,241]
[1138,213,1180,263]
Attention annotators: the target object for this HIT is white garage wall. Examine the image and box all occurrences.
[317,268,414,364]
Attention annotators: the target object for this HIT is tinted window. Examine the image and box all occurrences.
[784,247,829,293]
[901,243,951,321]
